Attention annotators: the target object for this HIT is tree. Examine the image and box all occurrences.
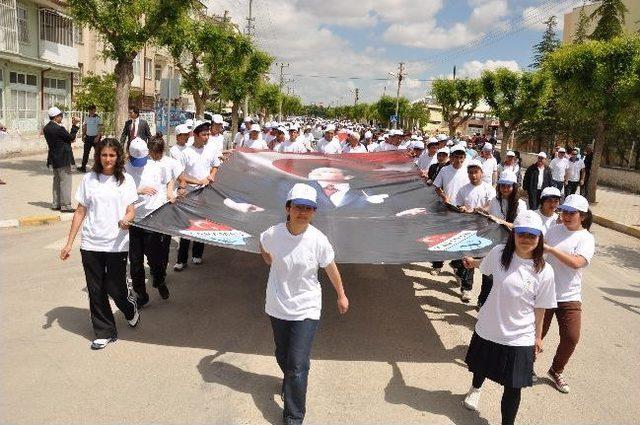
[431,78,482,135]
[66,0,196,133]
[545,36,640,202]
[252,81,282,122]
[589,0,628,41]
[74,73,116,112]
[574,6,591,44]
[481,68,547,157]
[281,94,303,117]
[375,95,409,127]
[531,16,561,68]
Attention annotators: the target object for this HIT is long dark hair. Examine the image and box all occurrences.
[92,138,125,185]
[501,232,545,273]
[580,210,593,231]
[496,182,520,223]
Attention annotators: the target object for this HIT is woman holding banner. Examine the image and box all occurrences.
[259,183,349,425]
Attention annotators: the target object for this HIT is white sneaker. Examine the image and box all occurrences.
[548,369,570,394]
[91,337,116,350]
[128,310,140,327]
[173,262,186,271]
[461,290,472,303]
[192,257,203,265]
[463,386,481,411]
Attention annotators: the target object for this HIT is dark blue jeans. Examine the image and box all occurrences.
[270,316,319,425]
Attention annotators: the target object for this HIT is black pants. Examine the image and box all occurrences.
[566,181,580,196]
[478,275,493,306]
[431,261,444,269]
[177,238,204,264]
[129,226,171,297]
[527,189,542,210]
[581,173,590,198]
[270,316,319,425]
[473,373,521,425]
[81,135,97,169]
[450,259,473,291]
[80,250,136,339]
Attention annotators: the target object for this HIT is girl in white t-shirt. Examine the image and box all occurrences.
[59,138,139,350]
[541,194,595,394]
[259,183,349,425]
[461,210,557,425]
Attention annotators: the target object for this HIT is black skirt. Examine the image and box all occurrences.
[465,332,535,389]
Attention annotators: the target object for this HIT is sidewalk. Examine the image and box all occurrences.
[1,151,639,235]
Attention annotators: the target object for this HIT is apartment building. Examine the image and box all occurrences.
[414,96,500,137]
[563,0,639,44]
[0,0,78,131]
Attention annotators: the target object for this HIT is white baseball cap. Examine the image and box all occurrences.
[364,131,372,139]
[211,114,225,124]
[325,124,336,132]
[249,123,261,132]
[540,186,562,199]
[497,170,518,185]
[185,118,194,129]
[175,124,191,135]
[482,142,493,151]
[426,137,439,146]
[559,194,589,213]
[437,147,450,155]
[446,140,455,147]
[288,124,300,131]
[276,126,288,134]
[129,137,148,167]
[506,150,516,157]
[287,183,318,208]
[243,116,253,123]
[391,129,404,136]
[412,140,425,150]
[537,151,547,159]
[48,106,62,118]
[436,133,448,141]
[513,210,544,236]
[466,159,483,169]
[450,145,466,155]
[558,147,566,153]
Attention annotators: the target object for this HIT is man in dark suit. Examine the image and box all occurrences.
[120,106,152,150]
[523,151,553,210]
[44,107,80,212]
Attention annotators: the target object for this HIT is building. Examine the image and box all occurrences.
[413,95,500,137]
[0,0,79,132]
[563,0,639,44]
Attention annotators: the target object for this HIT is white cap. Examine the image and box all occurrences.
[506,150,516,157]
[325,124,336,132]
[467,159,483,169]
[390,129,404,136]
[450,145,466,154]
[211,114,225,124]
[286,183,318,208]
[437,147,450,155]
[513,210,544,236]
[412,140,425,150]
[537,151,547,159]
[175,124,191,135]
[456,140,467,148]
[276,126,287,133]
[288,124,300,131]
[128,137,149,167]
[249,123,261,132]
[364,131,372,139]
[243,116,253,123]
[540,186,562,199]
[559,194,589,213]
[185,118,194,129]
[497,170,517,185]
[436,133,448,141]
[482,142,493,151]
[47,106,62,118]
[446,140,455,147]
[426,137,439,146]
[558,147,566,153]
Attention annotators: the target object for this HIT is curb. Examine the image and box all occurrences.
[0,212,73,229]
[592,214,640,240]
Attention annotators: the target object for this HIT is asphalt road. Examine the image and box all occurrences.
[1,222,639,424]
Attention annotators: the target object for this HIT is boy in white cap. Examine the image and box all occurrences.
[244,124,269,150]
[416,137,439,172]
[276,126,307,153]
[342,131,367,153]
[456,160,496,213]
[207,114,226,156]
[478,143,498,185]
[549,148,570,195]
[317,124,341,154]
[536,186,561,234]
[565,148,585,196]
[170,124,191,168]
[497,150,520,177]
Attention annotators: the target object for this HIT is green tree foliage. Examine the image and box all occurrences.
[66,0,196,132]
[574,6,591,44]
[252,81,282,122]
[74,73,116,112]
[282,95,303,117]
[431,78,482,135]
[481,68,546,157]
[403,102,430,130]
[544,36,640,202]
[375,95,409,127]
[531,15,561,68]
[589,0,628,41]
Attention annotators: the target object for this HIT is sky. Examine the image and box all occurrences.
[203,0,583,105]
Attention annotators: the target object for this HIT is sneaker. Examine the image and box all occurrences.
[60,207,75,213]
[461,290,472,303]
[532,371,538,382]
[128,310,140,327]
[91,337,117,350]
[463,386,481,411]
[157,284,170,300]
[136,293,149,309]
[173,262,186,272]
[192,257,203,265]
[547,369,570,393]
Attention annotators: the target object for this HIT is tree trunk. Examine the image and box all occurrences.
[587,117,607,204]
[193,92,206,120]
[114,58,134,139]
[500,126,511,158]
[230,100,240,142]
[448,119,456,137]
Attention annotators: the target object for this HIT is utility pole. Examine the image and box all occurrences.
[353,88,359,106]
[276,62,289,121]
[243,0,256,119]
[389,62,405,129]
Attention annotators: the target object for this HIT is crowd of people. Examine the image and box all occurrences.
[49,107,596,425]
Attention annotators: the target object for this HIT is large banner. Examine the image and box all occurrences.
[135,150,508,264]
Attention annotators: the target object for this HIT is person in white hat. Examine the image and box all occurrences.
[244,123,269,150]
[535,186,562,235]
[316,124,341,154]
[234,116,254,148]
[549,148,570,195]
[342,131,367,153]
[374,132,400,152]
[425,147,450,185]
[124,137,172,307]
[271,126,288,151]
[170,124,191,168]
[367,136,383,153]
[207,114,226,156]
[416,137,439,173]
[409,140,425,159]
[540,194,594,395]
[478,143,498,186]
[59,138,139,350]
[497,150,520,178]
[259,183,348,425]
[523,152,553,210]
[461,210,556,424]
[43,106,81,212]
[565,148,585,196]
[276,126,307,153]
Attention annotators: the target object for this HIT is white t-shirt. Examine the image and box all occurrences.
[276,138,308,153]
[455,181,496,209]
[488,197,528,221]
[319,138,342,154]
[477,244,557,346]
[550,157,570,181]
[233,131,246,147]
[342,143,367,153]
[260,223,335,321]
[535,209,558,235]
[479,156,497,184]
[125,161,170,220]
[169,144,189,168]
[434,164,470,203]
[207,133,225,156]
[536,165,545,189]
[75,172,138,252]
[374,141,398,152]
[367,142,380,152]
[244,138,269,150]
[498,162,520,177]
[416,152,436,171]
[182,145,221,192]
[545,225,595,302]
[566,159,585,182]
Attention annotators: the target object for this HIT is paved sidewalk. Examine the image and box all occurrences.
[1,151,639,231]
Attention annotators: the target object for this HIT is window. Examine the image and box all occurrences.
[133,53,140,76]
[0,70,3,119]
[9,72,37,86]
[17,7,28,43]
[10,89,37,118]
[43,77,67,89]
[39,9,73,46]
[44,93,66,109]
[144,58,152,80]
[73,24,83,44]
[154,64,162,81]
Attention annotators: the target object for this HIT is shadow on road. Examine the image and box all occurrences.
[0,159,57,176]
[597,244,640,273]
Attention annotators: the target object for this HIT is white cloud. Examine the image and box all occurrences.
[522,3,575,31]
[457,59,520,78]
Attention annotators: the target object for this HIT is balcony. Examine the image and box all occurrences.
[38,8,78,68]
[39,38,77,68]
